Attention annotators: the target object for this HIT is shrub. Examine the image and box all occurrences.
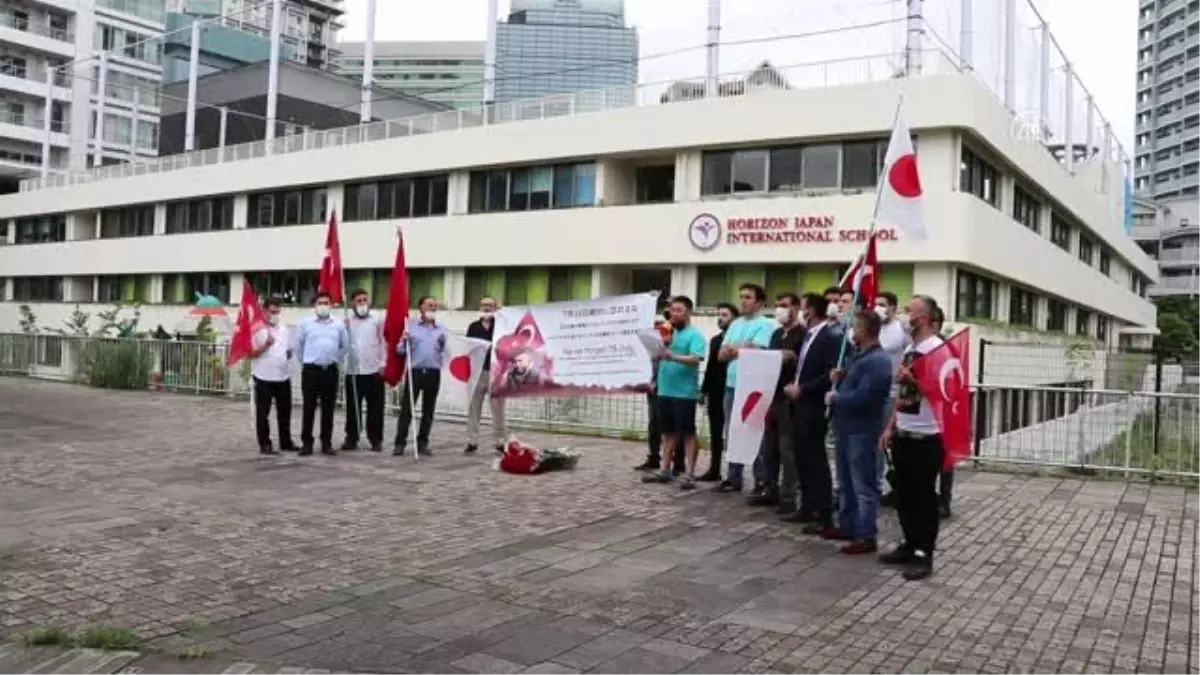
[81,341,152,390]
[75,625,139,651]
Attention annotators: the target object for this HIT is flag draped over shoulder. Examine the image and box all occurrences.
[382,230,410,387]
[227,282,266,367]
[318,210,344,305]
[911,329,972,470]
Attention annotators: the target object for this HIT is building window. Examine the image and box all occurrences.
[1050,213,1072,250]
[1047,298,1067,332]
[547,267,592,303]
[1009,287,1036,327]
[165,197,234,234]
[1078,235,1095,265]
[469,163,595,213]
[96,275,152,303]
[1096,315,1109,343]
[706,139,889,196]
[164,273,229,304]
[955,269,996,320]
[634,165,675,204]
[244,271,319,306]
[344,173,449,221]
[249,187,327,227]
[1099,251,1111,276]
[1075,309,1092,337]
[959,145,1001,208]
[1012,184,1040,232]
[12,276,64,301]
[100,205,155,239]
[14,214,66,244]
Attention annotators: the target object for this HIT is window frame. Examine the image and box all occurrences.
[955,269,997,320]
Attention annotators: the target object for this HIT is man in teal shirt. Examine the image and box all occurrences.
[643,295,707,488]
[717,283,776,492]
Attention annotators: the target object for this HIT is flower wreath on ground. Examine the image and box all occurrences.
[495,437,581,475]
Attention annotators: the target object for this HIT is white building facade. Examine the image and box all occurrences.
[0,71,1160,369]
[333,41,485,111]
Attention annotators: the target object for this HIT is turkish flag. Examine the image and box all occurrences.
[727,349,781,466]
[911,328,972,470]
[318,210,344,305]
[838,231,879,309]
[227,282,266,367]
[877,110,926,241]
[381,230,410,387]
[440,335,490,411]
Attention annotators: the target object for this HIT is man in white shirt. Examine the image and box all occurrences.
[878,294,945,581]
[251,298,296,455]
[875,291,912,509]
[342,288,388,452]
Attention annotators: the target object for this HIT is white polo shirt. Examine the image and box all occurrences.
[251,323,291,382]
[895,335,942,435]
[879,319,912,396]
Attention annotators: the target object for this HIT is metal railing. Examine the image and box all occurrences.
[0,333,1195,481]
[0,13,73,43]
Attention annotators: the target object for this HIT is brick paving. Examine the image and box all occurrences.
[0,378,1196,674]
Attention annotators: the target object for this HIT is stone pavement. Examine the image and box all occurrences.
[0,378,1196,674]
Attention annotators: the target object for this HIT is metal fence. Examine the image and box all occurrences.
[0,333,1196,481]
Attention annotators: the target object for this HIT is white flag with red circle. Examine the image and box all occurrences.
[877,111,926,241]
[727,349,782,466]
[441,334,491,412]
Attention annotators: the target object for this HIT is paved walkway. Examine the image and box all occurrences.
[0,379,1195,674]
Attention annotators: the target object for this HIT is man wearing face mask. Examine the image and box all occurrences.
[876,291,912,509]
[250,298,296,454]
[698,303,737,481]
[748,292,805,511]
[823,286,846,338]
[465,296,507,454]
[395,295,447,456]
[342,288,387,453]
[296,291,349,456]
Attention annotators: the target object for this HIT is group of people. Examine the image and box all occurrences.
[248,288,506,457]
[637,284,955,581]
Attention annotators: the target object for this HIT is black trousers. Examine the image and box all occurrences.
[343,373,385,446]
[300,363,338,448]
[253,376,293,448]
[705,391,725,474]
[396,367,440,448]
[894,433,944,555]
[793,404,833,521]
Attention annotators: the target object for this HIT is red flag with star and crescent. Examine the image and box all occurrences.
[911,328,972,470]
[226,282,267,367]
[318,210,344,305]
[838,231,879,309]
[877,110,926,241]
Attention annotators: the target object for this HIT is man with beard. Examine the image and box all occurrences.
[717,283,775,493]
[642,296,707,488]
[698,303,737,481]
[747,292,804,511]
[465,296,507,455]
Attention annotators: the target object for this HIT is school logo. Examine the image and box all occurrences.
[688,213,721,251]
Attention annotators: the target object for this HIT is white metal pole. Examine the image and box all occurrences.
[705,0,720,98]
[1085,95,1095,159]
[484,0,498,105]
[185,17,202,152]
[958,0,973,71]
[40,68,53,179]
[1003,0,1016,108]
[904,0,924,76]
[265,0,283,143]
[359,0,376,122]
[93,52,108,168]
[1039,22,1050,140]
[219,106,228,150]
[129,86,140,161]
[1064,65,1075,172]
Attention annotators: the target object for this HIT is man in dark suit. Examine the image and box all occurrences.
[781,292,841,533]
[698,303,737,481]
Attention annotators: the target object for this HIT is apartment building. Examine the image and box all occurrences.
[334,41,485,111]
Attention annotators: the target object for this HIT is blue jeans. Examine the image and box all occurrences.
[835,431,881,540]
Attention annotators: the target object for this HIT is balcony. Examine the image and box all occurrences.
[0,64,71,99]
[1159,247,1200,266]
[0,108,69,146]
[1149,276,1200,295]
[0,14,75,58]
[1161,220,1200,241]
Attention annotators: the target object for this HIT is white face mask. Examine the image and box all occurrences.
[874,306,890,322]
[422,310,437,322]
[480,310,494,320]
[899,314,914,333]
[773,307,792,324]
[314,304,331,318]
[266,314,280,326]
[354,304,369,318]
[827,303,841,319]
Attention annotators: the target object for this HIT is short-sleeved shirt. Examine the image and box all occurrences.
[896,335,943,434]
[656,324,708,400]
[723,315,776,389]
[251,324,291,382]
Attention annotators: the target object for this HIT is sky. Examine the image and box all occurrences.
[338,0,1136,153]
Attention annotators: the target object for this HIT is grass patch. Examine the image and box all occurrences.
[21,626,71,646]
[177,644,210,660]
[75,625,139,651]
[1092,398,1200,483]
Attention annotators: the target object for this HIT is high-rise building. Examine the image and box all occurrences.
[494,0,637,104]
[334,41,485,111]
[205,0,343,70]
[161,11,294,85]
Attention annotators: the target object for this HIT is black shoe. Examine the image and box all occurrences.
[341,441,358,451]
[641,471,671,484]
[717,480,742,493]
[258,445,277,455]
[417,445,431,456]
[800,522,835,536]
[938,503,952,520]
[634,460,660,471]
[746,490,779,507]
[321,446,337,456]
[696,470,721,482]
[494,443,505,455]
[902,552,933,580]
[780,509,814,524]
[370,443,382,453]
[879,546,914,566]
[776,502,796,516]
[279,441,299,452]
[299,446,314,456]
[392,445,405,456]
[465,444,479,454]
[880,491,898,508]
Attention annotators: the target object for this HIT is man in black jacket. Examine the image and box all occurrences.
[698,303,737,481]
[782,292,841,532]
[464,296,507,454]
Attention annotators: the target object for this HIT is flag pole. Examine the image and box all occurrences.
[332,210,360,442]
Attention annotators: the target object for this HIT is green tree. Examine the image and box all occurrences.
[1154,296,1199,362]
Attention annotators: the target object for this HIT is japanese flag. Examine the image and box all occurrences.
[441,334,491,412]
[727,349,782,466]
[877,111,926,241]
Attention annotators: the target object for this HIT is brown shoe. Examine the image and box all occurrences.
[840,539,878,555]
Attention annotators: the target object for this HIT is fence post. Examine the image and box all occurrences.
[972,338,988,459]
[1152,349,1163,462]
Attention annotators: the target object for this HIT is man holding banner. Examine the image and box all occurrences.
[717,284,775,493]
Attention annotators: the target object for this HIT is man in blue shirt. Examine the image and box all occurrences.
[642,296,707,487]
[295,290,349,456]
[394,294,447,456]
[717,283,776,493]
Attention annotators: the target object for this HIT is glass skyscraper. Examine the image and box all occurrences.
[494,0,638,104]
